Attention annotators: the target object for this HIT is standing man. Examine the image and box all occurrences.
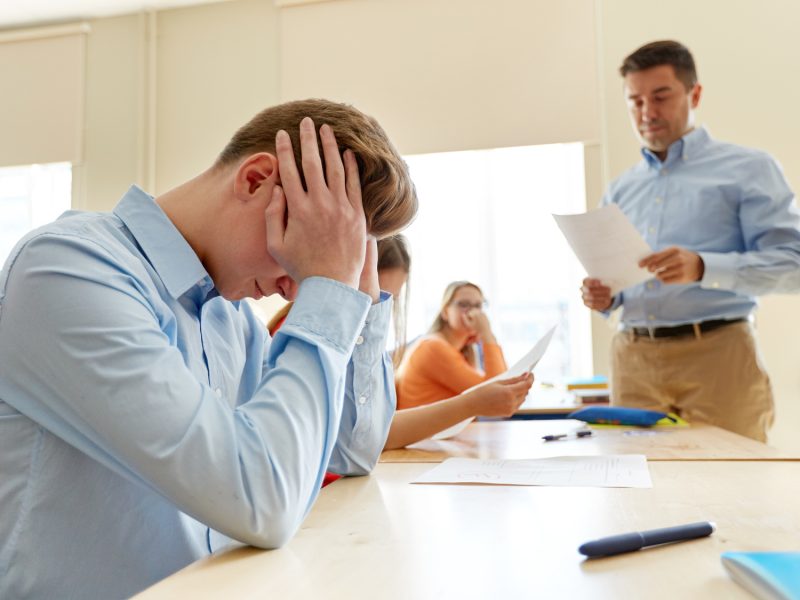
[582,40,800,441]
[0,99,417,598]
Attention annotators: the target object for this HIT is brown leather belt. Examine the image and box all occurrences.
[627,318,746,339]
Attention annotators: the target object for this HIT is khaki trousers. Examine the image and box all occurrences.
[610,321,774,442]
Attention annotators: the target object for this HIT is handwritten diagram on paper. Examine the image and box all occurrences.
[430,325,557,441]
[412,455,653,488]
[553,204,653,295]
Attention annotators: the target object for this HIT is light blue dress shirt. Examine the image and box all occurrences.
[0,186,395,599]
[603,127,800,327]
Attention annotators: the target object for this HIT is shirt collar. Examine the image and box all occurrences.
[113,185,214,300]
[641,125,711,168]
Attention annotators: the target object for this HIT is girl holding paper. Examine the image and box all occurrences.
[396,281,510,410]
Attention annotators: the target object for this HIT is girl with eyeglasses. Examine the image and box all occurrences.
[396,280,510,409]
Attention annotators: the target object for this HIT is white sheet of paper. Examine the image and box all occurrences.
[553,204,653,295]
[412,455,652,488]
[430,325,557,441]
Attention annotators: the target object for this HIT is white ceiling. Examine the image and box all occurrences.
[0,0,232,30]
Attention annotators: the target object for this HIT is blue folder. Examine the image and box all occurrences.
[721,552,800,600]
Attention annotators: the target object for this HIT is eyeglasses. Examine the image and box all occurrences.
[453,300,487,311]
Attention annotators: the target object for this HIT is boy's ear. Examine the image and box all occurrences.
[233,153,278,199]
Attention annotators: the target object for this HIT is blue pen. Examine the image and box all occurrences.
[542,430,592,442]
[578,521,715,557]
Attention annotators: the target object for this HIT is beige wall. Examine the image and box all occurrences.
[73,0,280,212]
[598,0,800,451]
[279,0,601,155]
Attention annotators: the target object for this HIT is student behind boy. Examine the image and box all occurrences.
[0,100,417,599]
[581,41,800,441]
[268,236,532,451]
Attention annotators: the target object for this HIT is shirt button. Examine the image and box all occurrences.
[356,335,364,345]
[655,197,662,204]
[660,168,668,175]
[711,282,720,289]
[648,227,655,234]
[648,315,656,321]
[358,395,367,405]
[214,388,222,398]
[646,282,654,290]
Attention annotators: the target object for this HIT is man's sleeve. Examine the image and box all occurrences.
[326,292,395,475]
[0,234,369,549]
[699,154,800,294]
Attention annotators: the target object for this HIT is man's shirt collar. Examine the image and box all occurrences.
[113,185,214,300]
[641,126,711,169]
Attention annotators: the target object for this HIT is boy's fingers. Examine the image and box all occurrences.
[343,150,364,216]
[275,129,305,202]
[320,124,346,198]
[265,186,287,254]
[299,117,325,196]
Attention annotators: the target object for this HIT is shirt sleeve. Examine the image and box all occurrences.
[326,292,395,476]
[699,155,800,294]
[0,234,369,549]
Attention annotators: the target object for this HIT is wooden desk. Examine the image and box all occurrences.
[136,461,800,599]
[380,419,797,463]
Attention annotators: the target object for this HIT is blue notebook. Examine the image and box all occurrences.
[721,552,800,600]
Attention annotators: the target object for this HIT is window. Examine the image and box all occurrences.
[0,163,72,265]
[402,144,591,383]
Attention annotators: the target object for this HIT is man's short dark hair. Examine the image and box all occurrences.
[620,40,698,90]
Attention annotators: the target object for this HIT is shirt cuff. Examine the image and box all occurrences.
[355,291,392,362]
[698,252,737,291]
[601,292,623,316]
[282,277,371,354]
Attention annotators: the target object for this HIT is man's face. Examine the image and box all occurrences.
[624,64,701,157]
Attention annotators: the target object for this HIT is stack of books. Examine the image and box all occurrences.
[566,375,609,405]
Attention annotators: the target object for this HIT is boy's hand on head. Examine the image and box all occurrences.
[265,117,366,290]
[358,237,380,303]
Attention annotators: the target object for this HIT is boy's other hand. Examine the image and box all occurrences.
[359,237,380,303]
[266,117,366,289]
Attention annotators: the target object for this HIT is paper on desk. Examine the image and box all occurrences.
[430,325,558,441]
[412,455,652,488]
[553,204,653,295]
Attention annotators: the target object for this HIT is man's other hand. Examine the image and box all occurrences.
[581,278,613,311]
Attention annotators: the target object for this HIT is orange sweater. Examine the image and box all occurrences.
[396,335,506,409]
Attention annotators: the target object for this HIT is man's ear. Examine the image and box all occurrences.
[690,83,702,109]
[232,153,278,200]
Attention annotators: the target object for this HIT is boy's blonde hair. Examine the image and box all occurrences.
[217,99,417,238]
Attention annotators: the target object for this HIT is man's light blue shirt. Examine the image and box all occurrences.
[0,186,395,599]
[603,127,800,327]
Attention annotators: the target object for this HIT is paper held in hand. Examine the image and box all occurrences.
[553,204,653,296]
[430,325,558,440]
